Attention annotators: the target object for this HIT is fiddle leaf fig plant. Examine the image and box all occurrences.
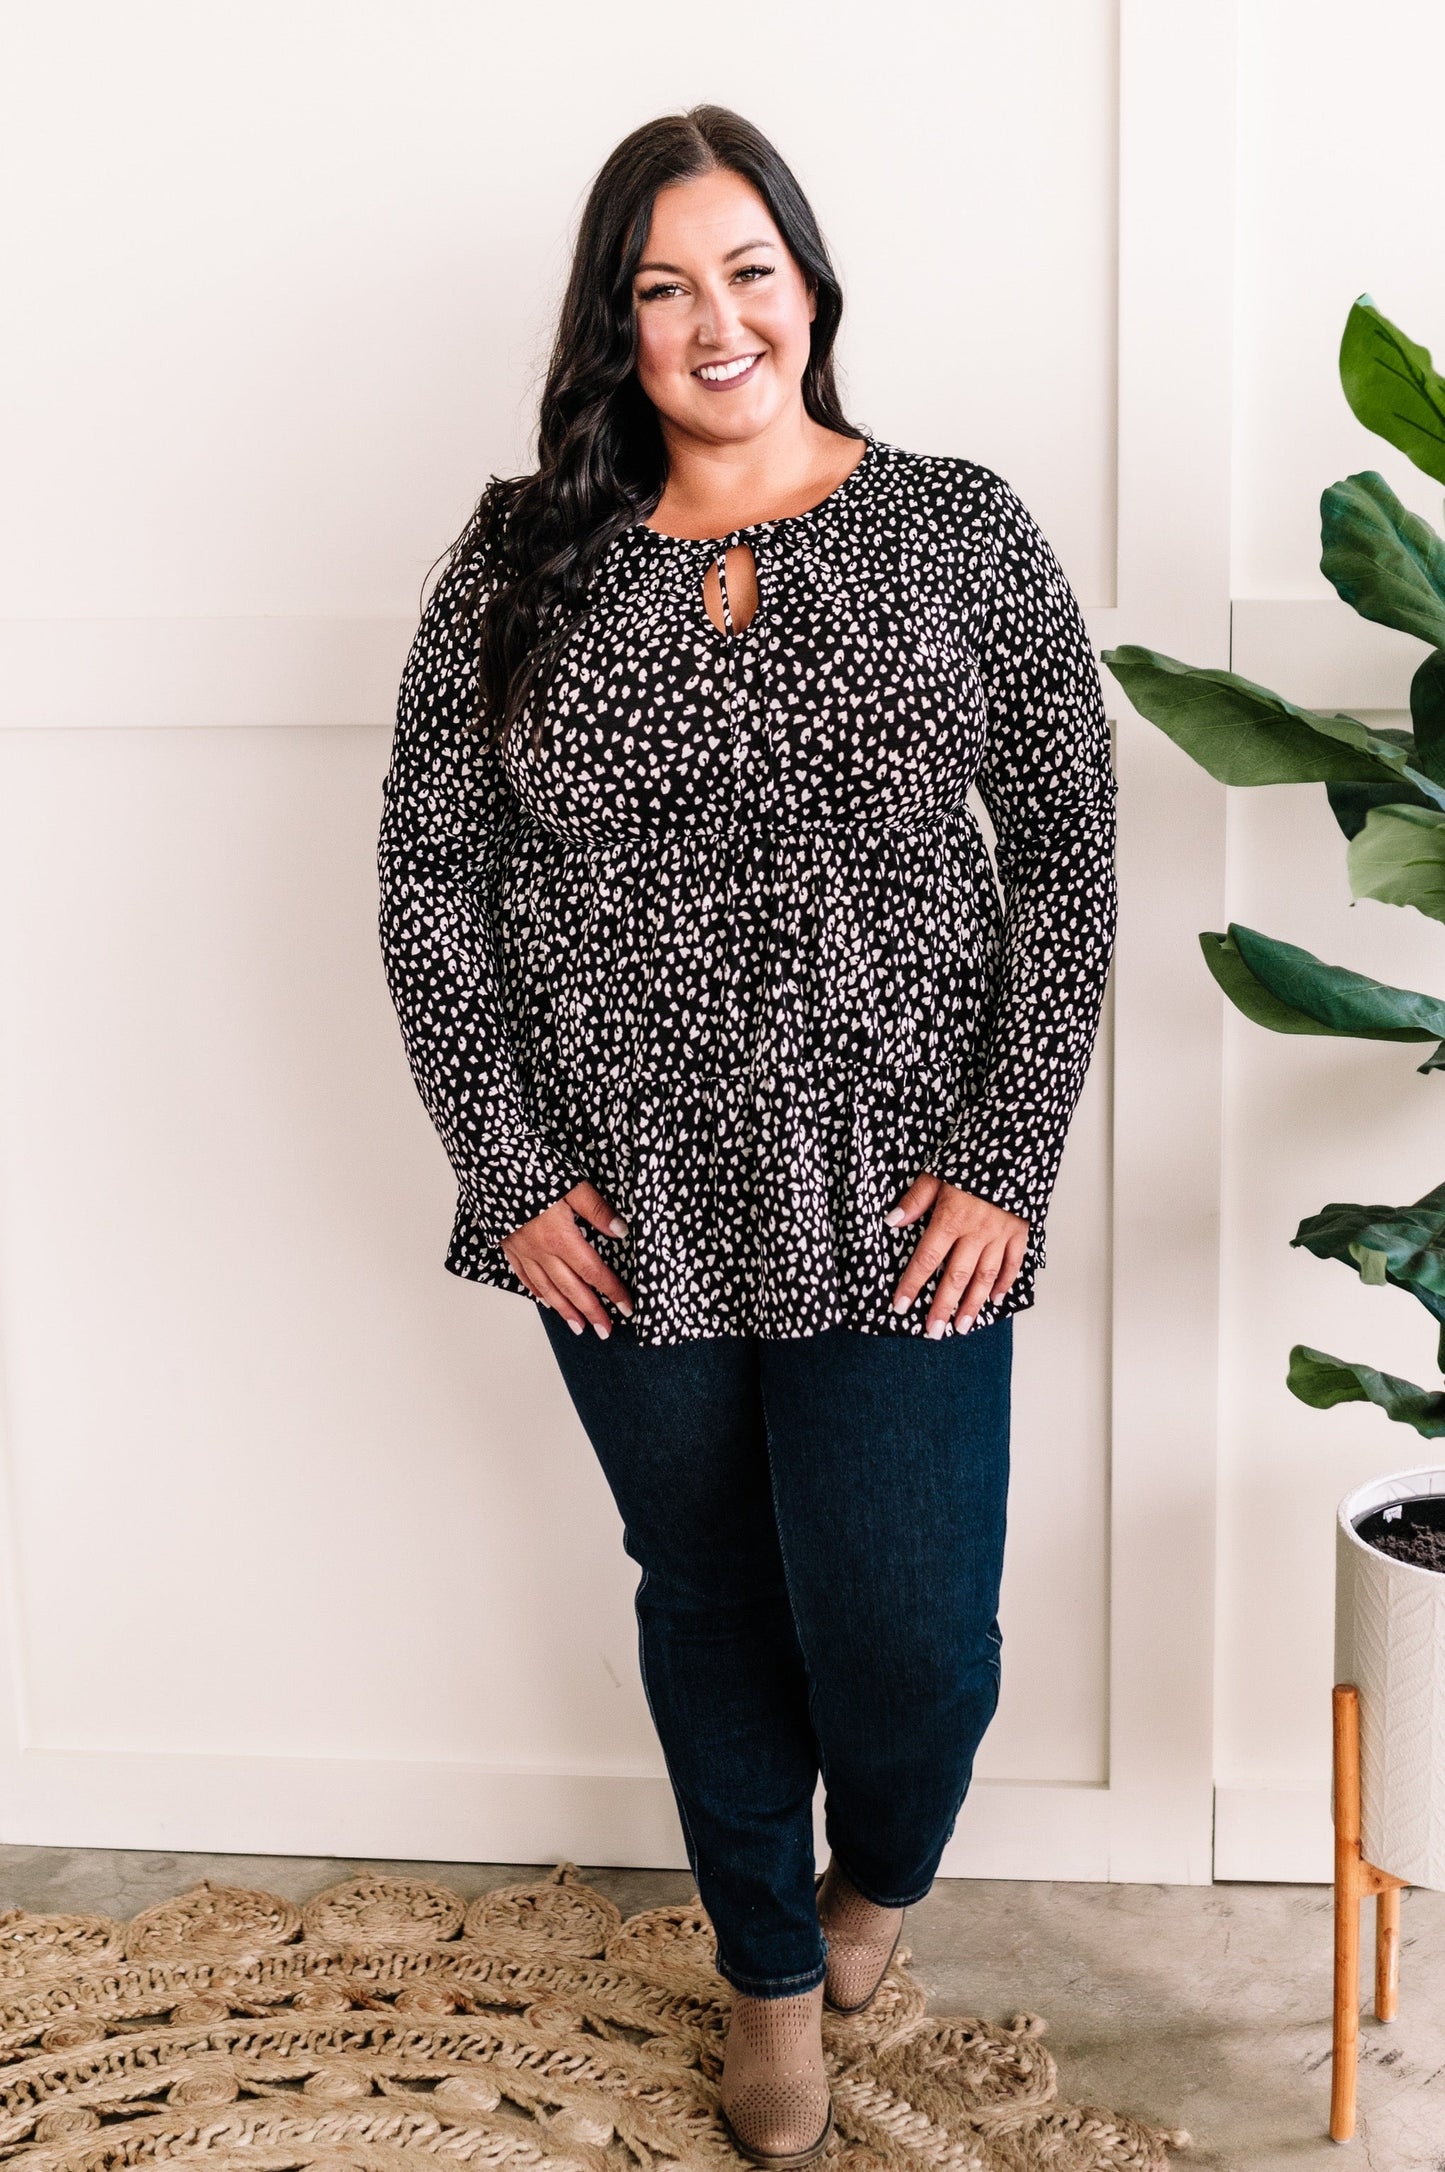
[1338,300,1445,487]
[1101,294,1445,1434]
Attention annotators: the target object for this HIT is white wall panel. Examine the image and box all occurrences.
[0,726,657,1772]
[0,719,1112,1855]
[0,0,1241,1878]
[1232,0,1445,602]
[0,0,1118,620]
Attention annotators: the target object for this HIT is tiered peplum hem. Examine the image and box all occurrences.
[445,1056,1044,1342]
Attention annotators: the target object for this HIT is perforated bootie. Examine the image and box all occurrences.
[719,1979,833,2168]
[815,1859,905,2015]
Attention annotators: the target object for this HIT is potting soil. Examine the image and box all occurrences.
[1356,1493,1445,1574]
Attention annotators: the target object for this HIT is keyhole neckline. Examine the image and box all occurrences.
[635,429,877,554]
[705,543,759,640]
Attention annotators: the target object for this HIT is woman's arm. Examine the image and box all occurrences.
[377,551,588,1247]
[931,471,1119,1229]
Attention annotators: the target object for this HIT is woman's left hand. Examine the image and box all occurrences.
[886,1175,1029,1337]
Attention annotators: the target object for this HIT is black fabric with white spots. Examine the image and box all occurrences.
[377,433,1117,1344]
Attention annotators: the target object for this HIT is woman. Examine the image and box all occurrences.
[378,104,1116,2170]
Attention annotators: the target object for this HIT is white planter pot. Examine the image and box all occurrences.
[1335,1466,1445,1890]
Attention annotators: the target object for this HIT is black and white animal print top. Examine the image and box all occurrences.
[377,432,1117,1345]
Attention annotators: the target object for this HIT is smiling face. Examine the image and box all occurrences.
[630,166,817,447]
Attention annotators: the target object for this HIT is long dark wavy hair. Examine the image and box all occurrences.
[434,103,863,751]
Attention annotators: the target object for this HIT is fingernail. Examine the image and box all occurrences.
[959,1314,975,1334]
[884,1207,904,1227]
[610,1217,629,1237]
[568,1318,584,1336]
[892,1294,911,1314]
[618,1300,634,1317]
[927,1320,946,1340]
[594,1321,611,1339]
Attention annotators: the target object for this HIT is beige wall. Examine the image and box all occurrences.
[5,0,1434,1881]
[0,0,1124,1868]
[1,1,1119,619]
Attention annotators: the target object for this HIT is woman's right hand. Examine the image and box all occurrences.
[501,1181,634,1338]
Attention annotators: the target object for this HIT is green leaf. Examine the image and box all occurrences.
[1411,649,1445,787]
[1326,779,1439,839]
[1349,802,1445,920]
[1288,1344,1445,1435]
[1223,923,1445,1054]
[1200,928,1445,1071]
[1292,1180,1445,1325]
[1326,779,1438,839]
[1101,646,1445,805]
[1340,295,1445,487]
[1320,472,1445,649]
[1201,930,1328,1034]
[1327,724,1438,835]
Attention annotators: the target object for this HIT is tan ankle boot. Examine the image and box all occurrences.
[718,1980,833,2168]
[815,1859,905,2015]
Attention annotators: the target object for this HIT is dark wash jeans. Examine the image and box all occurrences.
[538,1309,1013,1998]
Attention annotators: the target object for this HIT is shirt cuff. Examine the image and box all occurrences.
[927,1112,1050,1229]
[461,1138,592,1250]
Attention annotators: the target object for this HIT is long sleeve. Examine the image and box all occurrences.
[930,473,1119,1228]
[377,550,587,1246]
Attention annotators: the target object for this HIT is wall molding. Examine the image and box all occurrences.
[0,619,415,731]
[0,617,1139,734]
[1231,599,1429,709]
[0,1744,1113,1881]
[1212,1784,1333,1884]
[1096,0,1237,1885]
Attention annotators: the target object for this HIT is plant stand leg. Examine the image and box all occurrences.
[1375,1883,1400,2022]
[1331,1683,1408,2144]
[1332,1684,1362,2143]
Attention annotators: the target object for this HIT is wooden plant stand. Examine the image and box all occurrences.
[1331,1683,1408,2143]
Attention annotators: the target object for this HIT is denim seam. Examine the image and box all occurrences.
[745,1393,830,1988]
[715,1951,829,1999]
[633,1566,703,1888]
[757,1392,828,1780]
[634,1518,826,1992]
[828,1841,934,1913]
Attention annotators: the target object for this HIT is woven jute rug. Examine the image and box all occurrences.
[0,1861,1190,2170]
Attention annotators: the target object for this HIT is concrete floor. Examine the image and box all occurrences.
[2,1848,1443,2169]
